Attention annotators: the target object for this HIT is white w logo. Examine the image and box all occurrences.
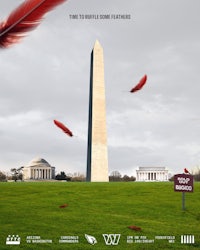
[102,234,121,245]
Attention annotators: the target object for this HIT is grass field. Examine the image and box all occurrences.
[0,181,200,249]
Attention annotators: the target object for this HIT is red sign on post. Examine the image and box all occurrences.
[174,174,194,192]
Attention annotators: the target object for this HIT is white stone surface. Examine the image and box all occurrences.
[87,40,109,182]
[136,167,169,181]
[22,157,55,180]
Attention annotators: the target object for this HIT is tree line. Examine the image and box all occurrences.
[1,168,200,182]
[0,169,136,182]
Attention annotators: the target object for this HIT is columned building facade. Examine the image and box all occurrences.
[136,167,168,181]
[22,158,55,181]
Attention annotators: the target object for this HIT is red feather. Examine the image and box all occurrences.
[59,204,68,208]
[54,119,73,137]
[130,74,147,93]
[0,0,67,48]
[184,168,190,174]
[128,225,141,231]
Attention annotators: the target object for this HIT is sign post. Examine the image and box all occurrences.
[182,192,185,210]
[174,174,194,210]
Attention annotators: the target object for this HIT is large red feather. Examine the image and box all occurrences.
[54,119,73,137]
[0,0,67,48]
[130,74,147,93]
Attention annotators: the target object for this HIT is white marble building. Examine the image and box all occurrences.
[22,157,55,181]
[136,167,169,181]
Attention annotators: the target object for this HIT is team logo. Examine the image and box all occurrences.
[85,234,97,245]
[102,234,121,245]
[181,235,195,244]
[6,235,21,245]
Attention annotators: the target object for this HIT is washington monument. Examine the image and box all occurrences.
[86,40,109,182]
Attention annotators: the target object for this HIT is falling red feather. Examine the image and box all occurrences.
[130,74,147,93]
[0,0,67,48]
[54,119,73,137]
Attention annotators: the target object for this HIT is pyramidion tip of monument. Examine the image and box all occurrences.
[94,39,102,48]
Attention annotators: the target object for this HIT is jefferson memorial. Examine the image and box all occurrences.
[136,167,169,181]
[22,157,55,181]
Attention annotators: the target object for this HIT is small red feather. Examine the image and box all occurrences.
[54,119,73,137]
[59,204,68,208]
[130,74,147,93]
[0,0,67,48]
[184,168,190,174]
[128,225,141,231]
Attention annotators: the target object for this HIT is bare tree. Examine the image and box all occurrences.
[0,171,7,182]
[71,172,86,182]
[109,171,122,182]
[191,166,200,181]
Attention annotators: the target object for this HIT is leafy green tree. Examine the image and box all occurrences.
[10,167,23,182]
[55,171,71,181]
[122,175,136,182]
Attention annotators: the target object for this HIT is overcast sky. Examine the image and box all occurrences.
[0,0,200,177]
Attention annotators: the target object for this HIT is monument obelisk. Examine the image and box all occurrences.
[86,40,109,182]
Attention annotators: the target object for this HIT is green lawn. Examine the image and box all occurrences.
[0,181,200,249]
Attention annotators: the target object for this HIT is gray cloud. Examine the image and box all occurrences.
[1,0,200,177]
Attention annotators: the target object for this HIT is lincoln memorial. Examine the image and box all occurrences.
[22,157,55,181]
[136,167,169,181]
